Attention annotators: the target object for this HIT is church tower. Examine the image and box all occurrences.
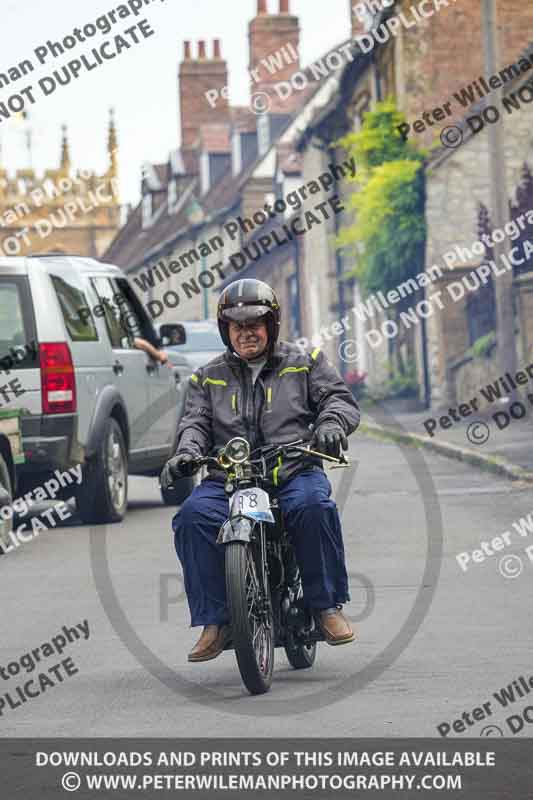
[0,110,121,259]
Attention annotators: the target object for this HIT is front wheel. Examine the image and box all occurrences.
[225,541,274,695]
[0,453,12,554]
[76,418,128,524]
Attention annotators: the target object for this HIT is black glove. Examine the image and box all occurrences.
[312,423,348,458]
[160,452,196,489]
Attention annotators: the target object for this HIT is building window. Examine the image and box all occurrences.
[142,193,152,229]
[361,6,375,32]
[467,281,496,345]
[378,43,396,99]
[287,273,300,339]
[264,191,276,209]
[353,91,371,131]
[232,132,242,176]
[168,179,178,212]
[200,151,210,195]
[257,115,270,156]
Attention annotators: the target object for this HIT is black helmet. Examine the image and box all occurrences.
[217,279,281,353]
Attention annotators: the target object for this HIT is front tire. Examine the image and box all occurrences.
[0,454,13,554]
[225,540,274,695]
[76,417,128,524]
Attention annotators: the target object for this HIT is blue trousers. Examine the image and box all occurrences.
[173,470,350,627]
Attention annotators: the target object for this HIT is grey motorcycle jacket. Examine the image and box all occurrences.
[176,340,360,486]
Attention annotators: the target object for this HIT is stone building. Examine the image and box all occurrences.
[0,111,120,259]
[423,55,533,409]
[294,0,533,404]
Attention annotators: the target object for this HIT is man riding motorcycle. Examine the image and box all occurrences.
[161,279,360,662]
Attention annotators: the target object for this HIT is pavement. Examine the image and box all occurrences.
[360,398,533,482]
[1,432,532,738]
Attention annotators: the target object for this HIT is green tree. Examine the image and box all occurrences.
[337,99,427,379]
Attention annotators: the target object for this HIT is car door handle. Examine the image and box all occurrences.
[113,360,124,375]
[146,362,157,374]
[174,372,181,385]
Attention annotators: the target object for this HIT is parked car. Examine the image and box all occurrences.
[0,255,193,523]
[156,320,224,370]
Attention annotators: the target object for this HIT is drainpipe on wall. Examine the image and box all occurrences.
[330,149,348,378]
[372,51,382,103]
[201,255,208,319]
[292,235,302,338]
[420,314,431,409]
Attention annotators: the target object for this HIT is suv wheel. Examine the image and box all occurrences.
[0,454,12,554]
[77,418,128,524]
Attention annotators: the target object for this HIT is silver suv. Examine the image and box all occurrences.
[0,255,192,523]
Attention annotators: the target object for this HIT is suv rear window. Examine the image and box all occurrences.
[51,275,98,342]
[0,276,38,369]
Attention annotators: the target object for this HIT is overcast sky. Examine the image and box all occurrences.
[1,0,350,207]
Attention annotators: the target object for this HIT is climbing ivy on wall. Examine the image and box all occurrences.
[336,99,427,385]
[337,99,427,299]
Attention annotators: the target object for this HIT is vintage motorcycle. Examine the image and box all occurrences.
[184,437,349,696]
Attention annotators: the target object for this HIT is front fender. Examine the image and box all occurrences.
[216,515,257,545]
[85,385,129,460]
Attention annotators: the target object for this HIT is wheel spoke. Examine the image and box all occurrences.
[243,546,272,676]
[106,430,125,509]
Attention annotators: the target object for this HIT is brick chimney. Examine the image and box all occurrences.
[350,0,371,38]
[179,39,229,152]
[248,0,301,113]
[348,0,376,39]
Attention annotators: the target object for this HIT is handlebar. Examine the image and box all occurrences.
[192,439,349,473]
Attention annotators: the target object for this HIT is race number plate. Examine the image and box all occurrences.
[230,488,275,523]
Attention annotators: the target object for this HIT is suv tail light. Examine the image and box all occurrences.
[39,342,77,414]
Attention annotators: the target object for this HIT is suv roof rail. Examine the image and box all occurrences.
[27,252,83,257]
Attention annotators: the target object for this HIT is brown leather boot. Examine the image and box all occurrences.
[318,607,355,645]
[188,625,230,662]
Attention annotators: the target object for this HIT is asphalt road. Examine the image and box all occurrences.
[1,433,532,738]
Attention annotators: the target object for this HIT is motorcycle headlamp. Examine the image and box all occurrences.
[222,437,250,465]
